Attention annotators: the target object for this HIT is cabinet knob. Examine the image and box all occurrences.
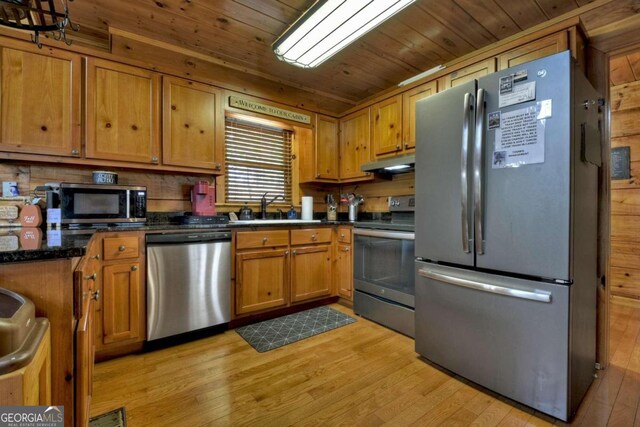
[131,265,138,271]
[340,233,345,238]
[151,156,159,163]
[214,163,221,171]
[90,254,101,260]
[343,247,350,252]
[404,143,409,149]
[71,148,79,156]
[262,237,268,243]
[396,144,400,150]
[293,250,297,255]
[118,245,126,252]
[311,234,317,241]
[92,289,101,301]
[84,273,97,281]
[316,174,321,179]
[285,250,289,255]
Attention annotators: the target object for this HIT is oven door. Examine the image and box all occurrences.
[353,229,415,308]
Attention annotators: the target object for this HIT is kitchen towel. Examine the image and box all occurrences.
[301,196,313,220]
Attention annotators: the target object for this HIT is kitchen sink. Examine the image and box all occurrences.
[230,219,321,225]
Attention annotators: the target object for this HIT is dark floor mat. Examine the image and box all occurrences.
[90,407,126,427]
[236,306,356,352]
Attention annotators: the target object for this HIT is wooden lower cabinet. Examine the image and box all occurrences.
[101,262,142,345]
[291,245,332,302]
[335,243,353,300]
[236,248,289,315]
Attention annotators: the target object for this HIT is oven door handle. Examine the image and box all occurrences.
[353,229,415,240]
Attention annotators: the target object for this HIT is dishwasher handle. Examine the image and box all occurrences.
[146,231,231,244]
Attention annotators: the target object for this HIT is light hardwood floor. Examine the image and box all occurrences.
[91,300,640,426]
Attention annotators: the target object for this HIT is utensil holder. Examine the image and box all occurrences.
[348,205,358,222]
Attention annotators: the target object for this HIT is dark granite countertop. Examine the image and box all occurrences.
[0,218,355,264]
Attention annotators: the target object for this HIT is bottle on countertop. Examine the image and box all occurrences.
[287,205,297,219]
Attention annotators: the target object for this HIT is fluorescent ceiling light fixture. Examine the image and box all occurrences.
[273,0,417,68]
[398,65,446,87]
[384,164,411,171]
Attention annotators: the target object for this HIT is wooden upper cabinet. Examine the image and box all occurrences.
[402,81,437,151]
[315,114,339,181]
[86,59,160,164]
[339,108,372,181]
[373,95,403,157]
[163,76,222,172]
[498,31,568,70]
[440,58,497,91]
[0,47,80,157]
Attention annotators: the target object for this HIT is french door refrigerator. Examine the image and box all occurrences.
[414,51,601,421]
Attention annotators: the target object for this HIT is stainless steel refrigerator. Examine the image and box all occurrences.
[414,51,601,421]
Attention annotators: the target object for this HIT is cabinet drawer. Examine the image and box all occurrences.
[103,236,139,260]
[291,228,332,246]
[236,230,289,250]
[337,227,351,244]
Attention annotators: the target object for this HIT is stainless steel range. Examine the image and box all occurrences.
[353,196,415,337]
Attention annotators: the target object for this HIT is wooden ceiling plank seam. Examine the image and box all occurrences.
[399,6,475,57]
[276,0,315,12]
[533,0,552,19]
[493,0,548,29]
[451,0,522,38]
[108,28,359,106]
[358,31,435,74]
[580,0,640,31]
[376,23,455,65]
[416,0,498,49]
[534,0,581,19]
[232,0,301,25]
[629,52,640,81]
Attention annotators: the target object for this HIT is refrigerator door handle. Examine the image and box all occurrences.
[474,88,486,255]
[461,92,473,253]
[418,269,552,303]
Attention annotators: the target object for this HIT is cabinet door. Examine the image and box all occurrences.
[335,244,353,300]
[86,59,160,164]
[402,81,437,151]
[101,263,142,345]
[315,114,339,180]
[74,269,95,427]
[498,32,568,70]
[0,47,80,157]
[339,108,372,181]
[291,245,332,302]
[163,76,222,172]
[236,249,288,314]
[440,58,496,91]
[373,95,403,157]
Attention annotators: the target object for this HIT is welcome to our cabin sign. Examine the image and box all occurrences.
[229,96,311,124]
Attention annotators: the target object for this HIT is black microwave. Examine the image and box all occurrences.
[58,183,147,224]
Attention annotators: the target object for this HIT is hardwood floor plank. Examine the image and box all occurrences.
[90,302,640,426]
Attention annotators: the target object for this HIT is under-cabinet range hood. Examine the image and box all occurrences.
[361,154,415,175]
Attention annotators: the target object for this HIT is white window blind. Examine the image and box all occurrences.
[225,117,293,203]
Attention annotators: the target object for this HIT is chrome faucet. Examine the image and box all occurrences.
[260,192,285,219]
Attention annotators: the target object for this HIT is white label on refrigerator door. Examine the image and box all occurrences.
[492,105,545,168]
[498,81,536,108]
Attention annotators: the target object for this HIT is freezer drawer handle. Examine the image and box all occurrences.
[461,92,472,254]
[418,269,552,303]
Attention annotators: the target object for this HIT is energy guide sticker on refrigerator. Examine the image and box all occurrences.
[413,51,602,421]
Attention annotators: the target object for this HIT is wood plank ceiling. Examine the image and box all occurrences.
[69,0,593,111]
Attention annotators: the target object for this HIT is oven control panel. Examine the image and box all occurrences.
[388,196,415,212]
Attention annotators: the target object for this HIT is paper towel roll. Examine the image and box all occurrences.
[301,196,313,220]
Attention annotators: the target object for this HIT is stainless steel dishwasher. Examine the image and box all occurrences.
[146,231,231,341]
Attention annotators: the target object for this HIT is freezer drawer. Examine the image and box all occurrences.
[415,261,573,420]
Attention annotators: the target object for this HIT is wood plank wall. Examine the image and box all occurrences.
[610,52,640,300]
[0,163,211,212]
